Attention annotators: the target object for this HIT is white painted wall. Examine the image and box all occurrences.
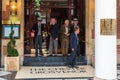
[95,0,117,79]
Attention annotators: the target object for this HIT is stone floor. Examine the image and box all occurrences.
[0,56,90,80]
[0,67,93,80]
[0,53,119,80]
[0,65,120,80]
[117,65,120,80]
[0,71,16,80]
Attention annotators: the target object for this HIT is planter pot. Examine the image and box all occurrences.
[4,56,20,71]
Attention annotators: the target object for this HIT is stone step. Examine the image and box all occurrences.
[23,56,87,66]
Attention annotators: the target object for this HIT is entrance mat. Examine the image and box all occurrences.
[15,65,94,79]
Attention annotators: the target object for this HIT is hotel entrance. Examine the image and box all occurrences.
[0,0,118,79]
[24,0,85,56]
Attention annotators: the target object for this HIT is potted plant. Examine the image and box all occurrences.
[4,23,20,71]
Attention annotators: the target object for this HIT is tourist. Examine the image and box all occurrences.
[48,17,59,56]
[60,19,70,56]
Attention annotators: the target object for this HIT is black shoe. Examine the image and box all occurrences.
[36,54,38,57]
[63,54,67,56]
[73,65,79,69]
[65,54,68,57]
[39,53,43,56]
[54,54,57,57]
[49,54,52,57]
[68,65,72,68]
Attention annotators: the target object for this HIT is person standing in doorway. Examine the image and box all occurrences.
[70,18,79,34]
[60,19,70,56]
[48,17,59,56]
[32,17,44,57]
[68,26,80,68]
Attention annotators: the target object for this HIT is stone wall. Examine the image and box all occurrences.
[117,0,120,54]
[85,0,95,56]
[1,0,24,66]
[117,0,120,64]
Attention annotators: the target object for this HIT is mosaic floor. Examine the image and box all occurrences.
[0,65,119,80]
[0,66,94,80]
[15,65,94,79]
[117,65,120,79]
[0,65,120,80]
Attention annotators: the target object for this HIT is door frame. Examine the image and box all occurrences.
[23,0,86,56]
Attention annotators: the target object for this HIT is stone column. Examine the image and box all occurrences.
[95,0,117,79]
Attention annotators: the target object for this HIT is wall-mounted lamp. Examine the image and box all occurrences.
[10,0,17,15]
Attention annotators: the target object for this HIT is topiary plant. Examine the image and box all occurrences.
[7,23,19,57]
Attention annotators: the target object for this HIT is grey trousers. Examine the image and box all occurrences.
[35,35,42,55]
[49,36,58,55]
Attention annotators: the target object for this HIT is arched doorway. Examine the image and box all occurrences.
[24,0,85,56]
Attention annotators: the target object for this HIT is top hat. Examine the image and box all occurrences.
[73,18,78,21]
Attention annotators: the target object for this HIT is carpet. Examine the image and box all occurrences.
[23,56,87,66]
[15,65,94,79]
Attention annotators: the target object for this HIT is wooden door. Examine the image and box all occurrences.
[77,0,86,56]
[24,0,50,54]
